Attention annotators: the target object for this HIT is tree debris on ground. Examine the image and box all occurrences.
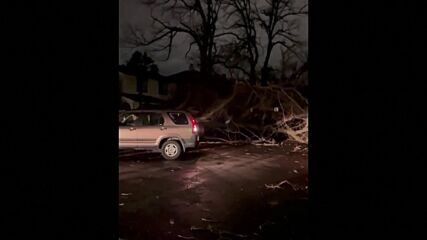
[190,225,249,240]
[177,234,195,240]
[265,179,301,191]
[201,217,219,223]
[197,82,308,145]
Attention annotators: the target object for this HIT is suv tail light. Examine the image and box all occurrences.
[188,114,198,134]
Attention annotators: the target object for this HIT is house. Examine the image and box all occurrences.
[119,72,167,109]
[119,72,170,100]
[118,68,231,110]
[118,69,185,109]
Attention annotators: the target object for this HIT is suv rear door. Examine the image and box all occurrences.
[165,111,192,140]
[137,112,166,147]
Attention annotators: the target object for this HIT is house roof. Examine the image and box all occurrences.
[118,64,165,81]
[119,69,229,85]
[118,69,203,84]
[162,70,200,83]
[119,72,137,81]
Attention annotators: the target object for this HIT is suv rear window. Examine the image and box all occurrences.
[137,112,164,126]
[167,112,188,125]
[119,112,164,126]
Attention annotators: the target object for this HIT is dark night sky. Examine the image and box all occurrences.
[119,0,308,76]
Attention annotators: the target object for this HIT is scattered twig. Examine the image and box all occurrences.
[265,179,300,191]
[177,234,195,240]
[201,217,219,223]
[219,230,248,239]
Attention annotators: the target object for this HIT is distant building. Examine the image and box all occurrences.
[119,72,170,100]
[118,69,201,109]
[118,68,232,110]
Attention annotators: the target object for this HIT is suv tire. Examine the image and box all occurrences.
[161,140,182,160]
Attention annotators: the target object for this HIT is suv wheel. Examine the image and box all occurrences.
[161,140,182,160]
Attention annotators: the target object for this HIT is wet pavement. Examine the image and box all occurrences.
[119,142,308,240]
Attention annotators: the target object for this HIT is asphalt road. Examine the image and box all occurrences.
[119,141,308,240]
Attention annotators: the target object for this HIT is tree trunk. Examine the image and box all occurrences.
[260,67,268,86]
[118,76,122,107]
[136,72,146,109]
[261,43,273,86]
[199,48,213,82]
[249,63,257,85]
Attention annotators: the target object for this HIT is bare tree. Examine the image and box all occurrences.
[215,41,251,79]
[220,0,259,85]
[128,0,225,80]
[280,48,307,86]
[255,0,307,86]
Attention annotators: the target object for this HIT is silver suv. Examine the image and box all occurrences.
[119,110,200,160]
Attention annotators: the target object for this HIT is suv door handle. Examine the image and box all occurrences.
[129,127,136,131]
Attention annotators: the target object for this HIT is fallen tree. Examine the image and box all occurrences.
[198,81,308,144]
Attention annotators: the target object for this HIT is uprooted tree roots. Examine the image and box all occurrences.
[199,82,308,144]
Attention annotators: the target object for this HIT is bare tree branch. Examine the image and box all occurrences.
[222,0,259,84]
[255,0,308,86]
[129,0,226,77]
[185,41,197,58]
